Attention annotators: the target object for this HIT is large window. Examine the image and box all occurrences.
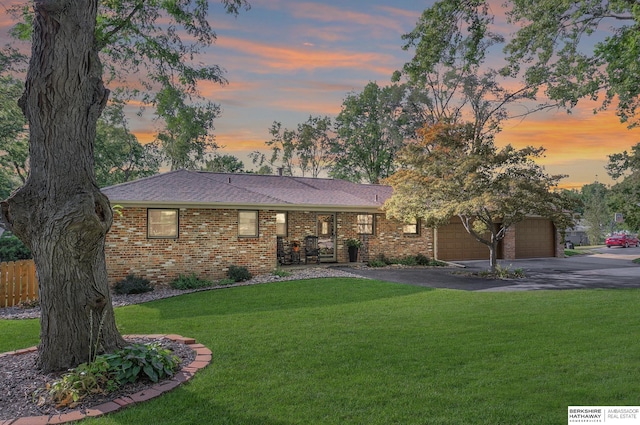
[239,210,259,237]
[148,209,179,238]
[276,212,287,236]
[403,218,420,235]
[357,213,374,235]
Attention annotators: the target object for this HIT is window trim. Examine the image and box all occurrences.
[238,210,259,238]
[147,208,179,239]
[276,212,288,237]
[357,213,374,235]
[403,218,420,235]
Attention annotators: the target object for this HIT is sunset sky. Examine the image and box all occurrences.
[2,0,638,189]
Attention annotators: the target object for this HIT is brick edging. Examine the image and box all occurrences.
[0,334,212,425]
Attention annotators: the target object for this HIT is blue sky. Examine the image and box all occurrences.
[1,0,638,188]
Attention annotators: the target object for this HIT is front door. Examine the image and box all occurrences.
[316,213,336,262]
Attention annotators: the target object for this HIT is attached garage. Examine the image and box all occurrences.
[435,217,496,261]
[514,218,556,258]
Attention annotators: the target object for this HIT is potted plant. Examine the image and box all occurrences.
[345,238,363,262]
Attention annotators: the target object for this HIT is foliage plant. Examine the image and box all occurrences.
[113,274,154,295]
[227,265,252,282]
[272,268,292,278]
[37,357,117,409]
[345,238,363,248]
[37,342,180,409]
[170,273,213,290]
[102,342,180,384]
[367,253,444,268]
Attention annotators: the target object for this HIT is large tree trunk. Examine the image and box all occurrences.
[0,0,125,371]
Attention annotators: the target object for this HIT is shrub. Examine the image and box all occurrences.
[217,278,236,286]
[170,273,212,290]
[0,231,31,262]
[415,253,431,266]
[103,342,180,384]
[273,268,291,278]
[374,253,392,265]
[113,274,154,295]
[38,357,116,408]
[38,342,180,408]
[367,259,388,267]
[227,265,252,282]
[396,256,418,266]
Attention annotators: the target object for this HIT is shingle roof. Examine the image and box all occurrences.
[102,169,392,211]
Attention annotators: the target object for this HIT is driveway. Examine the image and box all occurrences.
[335,246,640,291]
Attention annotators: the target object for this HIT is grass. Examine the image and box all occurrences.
[2,278,640,424]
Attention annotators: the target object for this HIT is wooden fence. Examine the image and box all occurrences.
[0,259,38,308]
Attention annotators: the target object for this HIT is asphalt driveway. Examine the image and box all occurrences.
[335,247,640,291]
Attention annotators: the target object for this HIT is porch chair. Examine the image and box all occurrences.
[304,235,320,264]
[277,236,292,265]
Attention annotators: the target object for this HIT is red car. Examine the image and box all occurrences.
[605,234,639,248]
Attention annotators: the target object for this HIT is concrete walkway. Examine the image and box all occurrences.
[335,249,640,291]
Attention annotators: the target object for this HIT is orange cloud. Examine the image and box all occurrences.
[216,36,397,76]
[287,2,410,34]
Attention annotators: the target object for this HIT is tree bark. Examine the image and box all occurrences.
[0,0,125,371]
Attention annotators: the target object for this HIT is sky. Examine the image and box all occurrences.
[1,0,639,189]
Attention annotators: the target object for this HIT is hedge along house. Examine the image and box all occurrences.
[101,169,562,285]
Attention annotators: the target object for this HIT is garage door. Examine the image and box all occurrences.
[515,218,555,258]
[435,217,492,261]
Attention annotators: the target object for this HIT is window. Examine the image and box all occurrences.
[357,214,374,235]
[403,218,420,235]
[148,209,178,238]
[276,212,287,236]
[239,210,259,237]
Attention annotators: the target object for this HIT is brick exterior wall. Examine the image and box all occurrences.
[106,207,278,285]
[105,207,437,285]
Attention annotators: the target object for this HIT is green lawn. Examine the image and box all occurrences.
[2,278,639,425]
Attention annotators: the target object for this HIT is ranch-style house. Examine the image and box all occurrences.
[101,169,562,284]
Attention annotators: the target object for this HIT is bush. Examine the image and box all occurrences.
[170,273,212,290]
[39,342,180,408]
[0,231,31,262]
[273,268,291,278]
[367,259,388,267]
[38,357,116,408]
[396,256,418,266]
[103,342,180,384]
[113,274,154,295]
[227,265,252,282]
[415,253,431,266]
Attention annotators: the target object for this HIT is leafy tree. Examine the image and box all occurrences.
[95,99,160,187]
[204,154,245,173]
[0,231,31,262]
[0,47,28,194]
[331,82,406,184]
[580,182,611,244]
[396,1,552,146]
[264,121,296,176]
[263,116,333,177]
[1,0,249,372]
[154,84,219,170]
[384,122,573,272]
[296,115,334,178]
[606,143,640,232]
[502,0,640,126]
